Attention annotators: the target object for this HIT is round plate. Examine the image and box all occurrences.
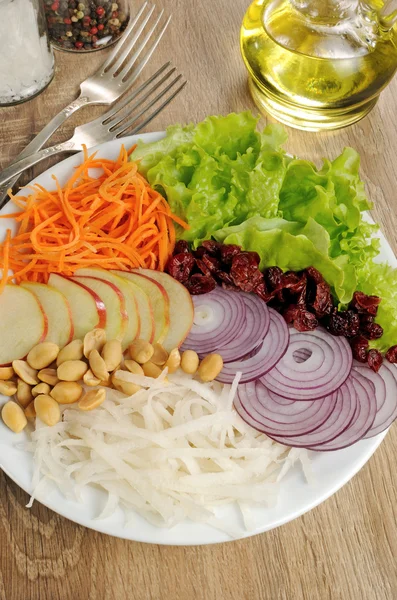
[0,134,394,545]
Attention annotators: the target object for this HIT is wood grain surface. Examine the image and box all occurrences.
[1,1,397,598]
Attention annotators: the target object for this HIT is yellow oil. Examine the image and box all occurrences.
[241,0,397,130]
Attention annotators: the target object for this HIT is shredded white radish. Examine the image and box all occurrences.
[27,371,311,537]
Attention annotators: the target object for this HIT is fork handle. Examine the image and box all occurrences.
[0,140,79,188]
[0,95,89,205]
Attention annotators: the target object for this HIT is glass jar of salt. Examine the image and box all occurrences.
[0,0,55,106]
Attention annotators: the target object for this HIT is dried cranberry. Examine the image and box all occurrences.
[230,252,263,292]
[219,244,241,265]
[327,310,360,337]
[202,254,221,273]
[310,281,333,318]
[367,349,383,373]
[305,267,325,285]
[264,267,283,290]
[283,305,301,324]
[350,336,369,363]
[216,271,234,286]
[174,240,190,254]
[293,310,318,332]
[385,345,397,363]
[253,281,271,302]
[350,291,381,316]
[201,240,223,256]
[360,321,383,340]
[195,258,212,277]
[187,274,216,295]
[166,253,195,284]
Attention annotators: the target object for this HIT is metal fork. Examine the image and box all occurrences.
[0,65,186,188]
[0,2,170,203]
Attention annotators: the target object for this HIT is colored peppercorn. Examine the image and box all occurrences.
[46,0,129,51]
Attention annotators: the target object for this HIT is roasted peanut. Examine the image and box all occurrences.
[0,380,18,397]
[38,368,59,387]
[83,369,101,387]
[2,401,27,433]
[17,379,33,407]
[102,339,123,372]
[164,348,181,374]
[56,339,84,366]
[123,360,144,376]
[51,381,83,404]
[83,329,107,359]
[0,367,14,381]
[32,382,51,397]
[79,388,106,411]
[142,361,162,379]
[112,373,141,396]
[151,343,168,366]
[181,350,199,375]
[89,349,109,383]
[34,394,61,426]
[129,339,154,364]
[57,360,88,382]
[24,401,36,421]
[12,360,39,385]
[198,353,223,382]
[27,342,60,370]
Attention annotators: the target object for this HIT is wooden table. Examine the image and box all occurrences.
[1,1,397,598]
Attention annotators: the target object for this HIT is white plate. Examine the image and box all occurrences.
[0,134,395,546]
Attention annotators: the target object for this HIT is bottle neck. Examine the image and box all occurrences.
[290,0,360,22]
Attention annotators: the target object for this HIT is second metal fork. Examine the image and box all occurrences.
[0,65,186,188]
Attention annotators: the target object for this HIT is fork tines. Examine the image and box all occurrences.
[102,63,187,138]
[101,2,171,89]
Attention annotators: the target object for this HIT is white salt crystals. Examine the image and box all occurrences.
[0,0,55,105]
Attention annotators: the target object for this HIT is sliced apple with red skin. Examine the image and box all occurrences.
[112,270,169,344]
[137,269,194,351]
[48,273,106,340]
[74,268,140,348]
[0,285,47,366]
[21,281,74,348]
[72,276,128,342]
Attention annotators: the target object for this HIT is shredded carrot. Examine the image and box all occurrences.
[0,146,188,287]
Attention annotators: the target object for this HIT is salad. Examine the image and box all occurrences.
[0,112,396,535]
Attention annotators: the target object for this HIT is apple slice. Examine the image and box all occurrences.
[137,269,194,351]
[112,270,169,344]
[49,273,106,340]
[21,281,74,348]
[0,285,47,366]
[74,268,141,348]
[72,276,128,342]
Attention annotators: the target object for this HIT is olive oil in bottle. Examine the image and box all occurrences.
[240,0,397,130]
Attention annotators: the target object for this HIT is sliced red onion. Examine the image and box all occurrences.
[181,288,246,354]
[216,308,289,384]
[217,293,270,363]
[308,370,376,451]
[266,377,357,447]
[235,380,338,436]
[356,361,397,439]
[260,327,352,401]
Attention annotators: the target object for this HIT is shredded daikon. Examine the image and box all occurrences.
[28,371,311,537]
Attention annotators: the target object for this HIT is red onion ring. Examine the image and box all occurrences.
[261,327,352,400]
[217,293,270,363]
[181,288,246,354]
[235,380,338,436]
[357,361,397,439]
[216,308,289,384]
[308,370,376,451]
[266,377,357,447]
